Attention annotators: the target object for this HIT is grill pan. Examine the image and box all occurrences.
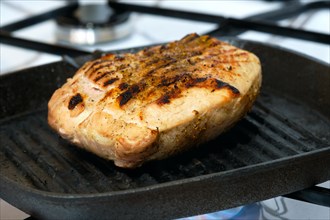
[0,38,329,220]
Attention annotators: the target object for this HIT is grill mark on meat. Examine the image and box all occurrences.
[157,93,171,105]
[146,58,178,76]
[85,34,244,108]
[157,73,191,87]
[86,60,125,79]
[185,77,208,87]
[184,77,240,95]
[85,60,112,74]
[156,89,181,105]
[68,93,83,110]
[91,63,130,84]
[119,82,129,90]
[156,76,240,106]
[117,84,142,106]
[214,79,240,94]
[103,78,119,86]
[94,71,113,82]
[144,50,203,77]
[158,75,181,87]
[92,64,113,73]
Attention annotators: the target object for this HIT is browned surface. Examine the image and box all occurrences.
[48,33,261,168]
[82,34,245,109]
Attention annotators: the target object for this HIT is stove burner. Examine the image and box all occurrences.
[55,4,132,45]
[180,206,245,220]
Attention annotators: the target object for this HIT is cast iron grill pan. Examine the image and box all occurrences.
[0,38,329,220]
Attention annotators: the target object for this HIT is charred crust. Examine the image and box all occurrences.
[158,75,181,87]
[118,91,133,107]
[84,60,103,73]
[118,84,141,106]
[157,94,171,105]
[119,82,129,90]
[155,77,240,106]
[94,72,108,82]
[214,79,240,95]
[68,93,83,110]
[146,58,177,76]
[156,90,180,106]
[86,60,112,74]
[94,65,109,73]
[130,84,141,93]
[103,78,119,86]
[84,34,243,109]
[185,77,207,88]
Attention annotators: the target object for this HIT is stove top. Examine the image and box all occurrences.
[0,1,329,219]
[1,0,329,74]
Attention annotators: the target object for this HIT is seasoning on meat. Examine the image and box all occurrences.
[48,33,262,168]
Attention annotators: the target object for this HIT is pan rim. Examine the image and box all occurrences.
[1,146,329,201]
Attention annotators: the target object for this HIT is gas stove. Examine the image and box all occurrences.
[0,1,329,219]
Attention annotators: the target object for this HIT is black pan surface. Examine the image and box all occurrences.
[0,38,329,220]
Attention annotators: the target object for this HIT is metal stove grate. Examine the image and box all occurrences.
[0,1,329,57]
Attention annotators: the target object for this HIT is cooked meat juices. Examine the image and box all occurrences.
[48,33,262,168]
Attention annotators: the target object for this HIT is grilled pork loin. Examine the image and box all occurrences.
[48,33,262,168]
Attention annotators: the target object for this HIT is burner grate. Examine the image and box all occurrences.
[0,1,329,57]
